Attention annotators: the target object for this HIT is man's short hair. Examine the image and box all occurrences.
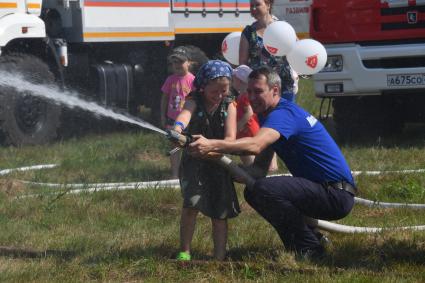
[248,66,281,90]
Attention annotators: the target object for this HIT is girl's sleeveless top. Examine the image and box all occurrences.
[179,93,240,219]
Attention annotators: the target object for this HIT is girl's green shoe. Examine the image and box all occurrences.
[176,251,191,261]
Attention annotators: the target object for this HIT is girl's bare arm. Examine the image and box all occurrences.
[173,98,196,133]
[224,102,237,140]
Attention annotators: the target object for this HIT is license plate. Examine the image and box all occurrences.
[387,74,425,87]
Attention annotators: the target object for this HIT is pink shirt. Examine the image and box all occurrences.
[161,73,195,120]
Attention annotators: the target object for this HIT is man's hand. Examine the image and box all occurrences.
[188,134,214,158]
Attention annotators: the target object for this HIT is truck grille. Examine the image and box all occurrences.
[381,5,425,30]
[363,56,425,69]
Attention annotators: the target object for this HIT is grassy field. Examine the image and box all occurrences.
[0,79,425,282]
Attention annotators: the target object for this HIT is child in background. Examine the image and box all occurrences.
[232,65,278,171]
[172,60,239,261]
[160,48,195,179]
[232,65,259,165]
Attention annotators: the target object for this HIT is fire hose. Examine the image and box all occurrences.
[2,130,425,233]
[165,130,425,234]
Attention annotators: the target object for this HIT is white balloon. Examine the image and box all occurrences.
[221,32,241,65]
[263,21,297,57]
[287,39,327,75]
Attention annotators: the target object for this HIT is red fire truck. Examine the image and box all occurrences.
[310,0,425,141]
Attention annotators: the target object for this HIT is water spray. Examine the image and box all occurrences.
[0,71,166,136]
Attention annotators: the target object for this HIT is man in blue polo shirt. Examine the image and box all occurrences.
[188,66,356,259]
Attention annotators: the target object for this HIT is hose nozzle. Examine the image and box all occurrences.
[165,129,193,148]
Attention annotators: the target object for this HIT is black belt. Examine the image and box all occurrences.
[324,181,357,196]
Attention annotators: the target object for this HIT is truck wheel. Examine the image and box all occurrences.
[0,53,61,146]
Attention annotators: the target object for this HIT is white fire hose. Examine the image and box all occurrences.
[217,155,425,234]
[3,162,425,233]
[0,164,58,176]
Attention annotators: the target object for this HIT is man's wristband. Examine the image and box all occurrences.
[174,121,185,130]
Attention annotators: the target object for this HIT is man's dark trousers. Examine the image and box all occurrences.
[244,176,354,253]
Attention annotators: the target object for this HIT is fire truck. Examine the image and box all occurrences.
[310,0,425,141]
[0,0,311,146]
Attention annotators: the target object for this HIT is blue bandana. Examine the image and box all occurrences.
[194,60,233,90]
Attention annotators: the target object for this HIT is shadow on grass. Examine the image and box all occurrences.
[84,243,318,275]
[320,239,425,270]
[0,245,76,261]
[85,243,282,264]
[84,244,177,264]
[81,237,424,274]
[227,245,282,262]
[83,244,267,264]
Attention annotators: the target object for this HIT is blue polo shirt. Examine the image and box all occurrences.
[259,98,355,186]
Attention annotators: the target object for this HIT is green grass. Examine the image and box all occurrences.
[0,79,425,282]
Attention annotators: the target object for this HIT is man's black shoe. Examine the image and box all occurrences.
[296,246,326,262]
[308,225,332,247]
[313,229,331,246]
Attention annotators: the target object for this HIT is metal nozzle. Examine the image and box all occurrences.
[166,129,192,147]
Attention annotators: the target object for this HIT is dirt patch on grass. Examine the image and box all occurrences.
[360,208,395,218]
[158,203,179,213]
[240,201,255,214]
[134,151,164,162]
[0,178,26,196]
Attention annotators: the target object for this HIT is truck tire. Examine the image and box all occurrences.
[0,53,61,146]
